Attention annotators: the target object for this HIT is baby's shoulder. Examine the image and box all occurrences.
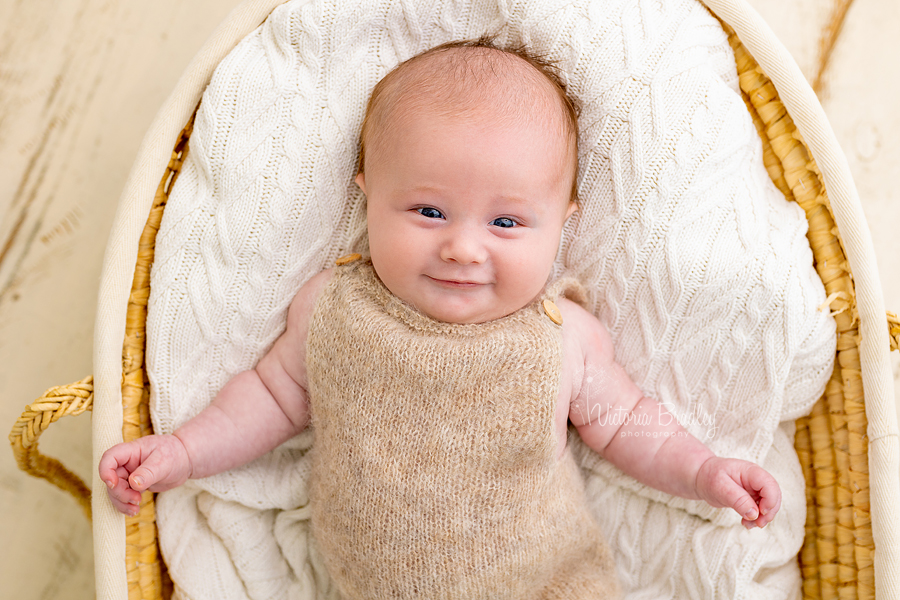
[556,298,616,366]
[286,268,335,336]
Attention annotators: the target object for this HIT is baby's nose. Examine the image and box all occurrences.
[440,229,487,265]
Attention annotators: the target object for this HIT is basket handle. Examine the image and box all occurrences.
[8,376,94,520]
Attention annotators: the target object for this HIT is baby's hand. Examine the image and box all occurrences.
[694,457,781,529]
[98,434,192,516]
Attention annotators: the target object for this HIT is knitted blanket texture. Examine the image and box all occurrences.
[146,0,837,598]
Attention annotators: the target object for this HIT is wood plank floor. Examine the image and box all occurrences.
[1,1,897,598]
[0,2,243,597]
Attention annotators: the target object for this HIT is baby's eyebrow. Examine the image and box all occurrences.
[490,194,544,215]
[399,184,445,198]
[493,194,531,205]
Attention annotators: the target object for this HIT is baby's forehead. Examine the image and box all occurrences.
[377,46,570,137]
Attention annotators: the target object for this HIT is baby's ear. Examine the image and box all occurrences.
[355,172,367,194]
[565,201,578,220]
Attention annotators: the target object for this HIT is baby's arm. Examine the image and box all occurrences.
[99,270,332,516]
[560,300,781,528]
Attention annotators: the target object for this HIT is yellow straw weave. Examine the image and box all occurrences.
[7,23,882,600]
[723,25,873,600]
[119,114,194,600]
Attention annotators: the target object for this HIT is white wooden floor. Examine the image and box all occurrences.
[0,2,245,597]
[1,1,897,598]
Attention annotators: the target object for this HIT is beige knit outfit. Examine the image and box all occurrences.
[306,259,619,600]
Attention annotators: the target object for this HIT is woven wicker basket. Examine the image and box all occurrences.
[9,0,900,598]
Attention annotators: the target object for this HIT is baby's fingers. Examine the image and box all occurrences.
[128,458,166,493]
[108,478,142,516]
[745,466,782,528]
[98,435,187,514]
[697,458,782,528]
[99,443,142,513]
[102,464,142,516]
[98,442,137,486]
[730,465,782,529]
[723,482,760,522]
[126,435,192,493]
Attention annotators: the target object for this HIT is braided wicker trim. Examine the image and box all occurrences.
[120,114,194,600]
[724,25,874,600]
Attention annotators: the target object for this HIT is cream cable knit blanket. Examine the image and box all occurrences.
[146,0,836,598]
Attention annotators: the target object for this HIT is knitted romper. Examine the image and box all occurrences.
[306,260,619,599]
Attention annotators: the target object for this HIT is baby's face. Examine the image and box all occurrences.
[357,106,576,324]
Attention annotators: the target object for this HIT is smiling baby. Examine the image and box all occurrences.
[100,38,780,600]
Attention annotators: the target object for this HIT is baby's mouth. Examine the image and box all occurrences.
[426,276,484,288]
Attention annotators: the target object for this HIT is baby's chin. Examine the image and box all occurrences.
[412,295,536,325]
[372,263,545,324]
[423,309,515,325]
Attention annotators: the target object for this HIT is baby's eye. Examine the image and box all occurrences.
[417,207,445,219]
[490,217,517,228]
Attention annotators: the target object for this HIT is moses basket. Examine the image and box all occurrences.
[9,0,900,598]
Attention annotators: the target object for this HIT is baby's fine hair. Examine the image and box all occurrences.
[358,35,581,202]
